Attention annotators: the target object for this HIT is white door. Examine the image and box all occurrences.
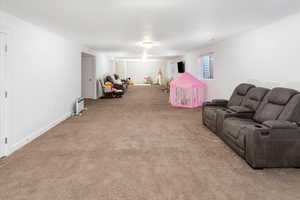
[81,54,96,99]
[0,33,8,157]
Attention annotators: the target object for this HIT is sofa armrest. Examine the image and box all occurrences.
[202,100,227,126]
[218,108,255,119]
[229,106,254,113]
[262,120,298,129]
[212,99,228,105]
[203,99,228,107]
[245,125,300,168]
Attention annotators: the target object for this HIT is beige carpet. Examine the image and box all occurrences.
[0,85,300,200]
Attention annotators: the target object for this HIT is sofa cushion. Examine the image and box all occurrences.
[227,95,244,107]
[268,88,298,105]
[223,118,256,139]
[254,103,284,123]
[229,106,254,113]
[278,94,300,122]
[253,88,299,123]
[228,83,255,107]
[248,87,269,101]
[242,87,269,111]
[223,118,257,149]
[236,84,255,96]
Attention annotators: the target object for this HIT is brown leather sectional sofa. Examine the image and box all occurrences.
[202,83,300,169]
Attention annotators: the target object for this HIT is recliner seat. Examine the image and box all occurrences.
[216,87,270,137]
[202,83,255,133]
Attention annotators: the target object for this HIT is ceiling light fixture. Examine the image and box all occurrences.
[142,41,154,49]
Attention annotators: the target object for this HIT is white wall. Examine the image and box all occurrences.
[165,57,184,80]
[124,60,167,84]
[115,60,127,79]
[96,54,114,79]
[0,10,96,155]
[93,54,115,98]
[184,12,300,100]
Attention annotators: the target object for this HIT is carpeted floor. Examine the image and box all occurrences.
[0,86,300,200]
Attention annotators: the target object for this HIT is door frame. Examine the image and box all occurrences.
[81,52,97,99]
[0,32,8,157]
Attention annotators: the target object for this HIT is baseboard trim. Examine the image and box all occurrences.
[7,111,72,156]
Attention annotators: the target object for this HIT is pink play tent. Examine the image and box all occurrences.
[170,72,207,108]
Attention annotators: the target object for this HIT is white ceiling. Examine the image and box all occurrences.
[1,0,300,58]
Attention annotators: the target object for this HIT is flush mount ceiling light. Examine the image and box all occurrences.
[142,41,154,49]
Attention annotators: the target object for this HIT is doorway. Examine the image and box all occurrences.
[0,33,8,157]
[81,53,97,99]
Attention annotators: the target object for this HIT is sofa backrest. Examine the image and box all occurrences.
[241,87,270,111]
[278,94,300,122]
[228,83,255,107]
[253,88,299,123]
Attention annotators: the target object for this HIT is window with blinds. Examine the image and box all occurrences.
[201,55,213,79]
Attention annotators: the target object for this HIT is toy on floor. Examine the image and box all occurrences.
[128,77,134,86]
[104,81,113,87]
[161,80,171,93]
